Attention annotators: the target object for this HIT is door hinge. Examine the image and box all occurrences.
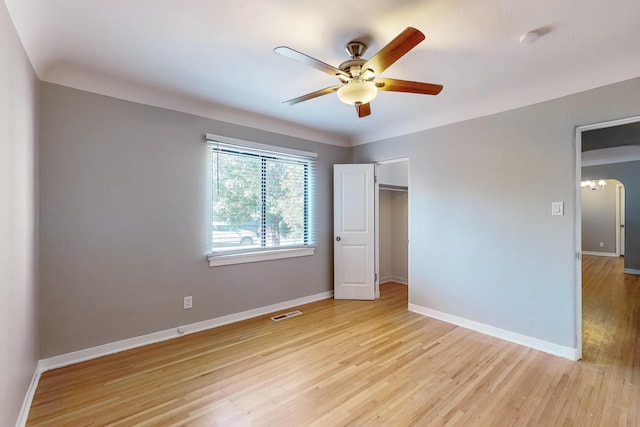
[375,273,378,283]
[374,175,377,184]
[577,252,581,260]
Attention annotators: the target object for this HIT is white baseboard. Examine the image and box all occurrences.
[380,276,408,285]
[624,268,640,275]
[39,290,333,372]
[582,251,618,257]
[15,365,42,427]
[408,303,579,361]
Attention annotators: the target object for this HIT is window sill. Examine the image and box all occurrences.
[208,247,316,267]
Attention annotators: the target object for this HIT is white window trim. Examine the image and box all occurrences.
[205,134,317,267]
[208,246,316,267]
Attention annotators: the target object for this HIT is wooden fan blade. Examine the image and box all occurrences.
[283,86,341,105]
[274,47,349,78]
[376,78,443,95]
[355,102,371,118]
[362,27,425,75]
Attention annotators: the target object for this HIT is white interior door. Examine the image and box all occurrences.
[334,164,376,300]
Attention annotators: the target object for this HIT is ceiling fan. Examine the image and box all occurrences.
[274,27,443,118]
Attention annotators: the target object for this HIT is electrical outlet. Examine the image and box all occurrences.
[177,327,185,335]
[599,242,605,248]
[183,296,193,309]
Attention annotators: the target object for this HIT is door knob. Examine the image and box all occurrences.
[336,236,341,241]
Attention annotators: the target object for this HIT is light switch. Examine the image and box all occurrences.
[551,201,564,216]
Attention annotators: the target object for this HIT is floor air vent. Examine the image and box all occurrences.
[271,310,302,321]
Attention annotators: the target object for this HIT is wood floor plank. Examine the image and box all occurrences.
[27,257,640,426]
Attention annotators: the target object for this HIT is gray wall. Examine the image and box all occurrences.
[0,1,39,425]
[391,192,409,282]
[353,77,640,349]
[583,162,640,270]
[581,179,618,253]
[377,161,408,187]
[39,83,350,357]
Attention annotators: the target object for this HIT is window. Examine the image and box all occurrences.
[206,135,316,266]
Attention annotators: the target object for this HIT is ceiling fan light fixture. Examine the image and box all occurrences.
[337,79,378,105]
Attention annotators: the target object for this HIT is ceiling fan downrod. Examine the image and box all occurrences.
[345,41,367,59]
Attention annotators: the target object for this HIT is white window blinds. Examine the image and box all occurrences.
[206,137,316,255]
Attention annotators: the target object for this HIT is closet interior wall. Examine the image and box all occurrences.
[379,188,408,284]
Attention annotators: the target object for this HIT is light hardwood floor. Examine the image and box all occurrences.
[28,256,639,426]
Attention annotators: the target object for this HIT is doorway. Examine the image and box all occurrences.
[376,159,409,292]
[575,115,640,360]
[333,160,409,301]
[618,183,625,256]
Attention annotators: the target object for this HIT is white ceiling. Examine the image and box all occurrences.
[5,0,640,146]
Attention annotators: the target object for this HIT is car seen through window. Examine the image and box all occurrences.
[211,222,258,248]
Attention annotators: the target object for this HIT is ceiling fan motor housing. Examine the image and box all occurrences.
[338,58,373,83]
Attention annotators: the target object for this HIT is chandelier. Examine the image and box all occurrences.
[581,180,606,190]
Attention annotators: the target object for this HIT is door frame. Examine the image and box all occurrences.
[617,183,625,257]
[575,114,640,361]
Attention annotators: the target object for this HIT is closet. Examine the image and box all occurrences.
[377,161,408,285]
